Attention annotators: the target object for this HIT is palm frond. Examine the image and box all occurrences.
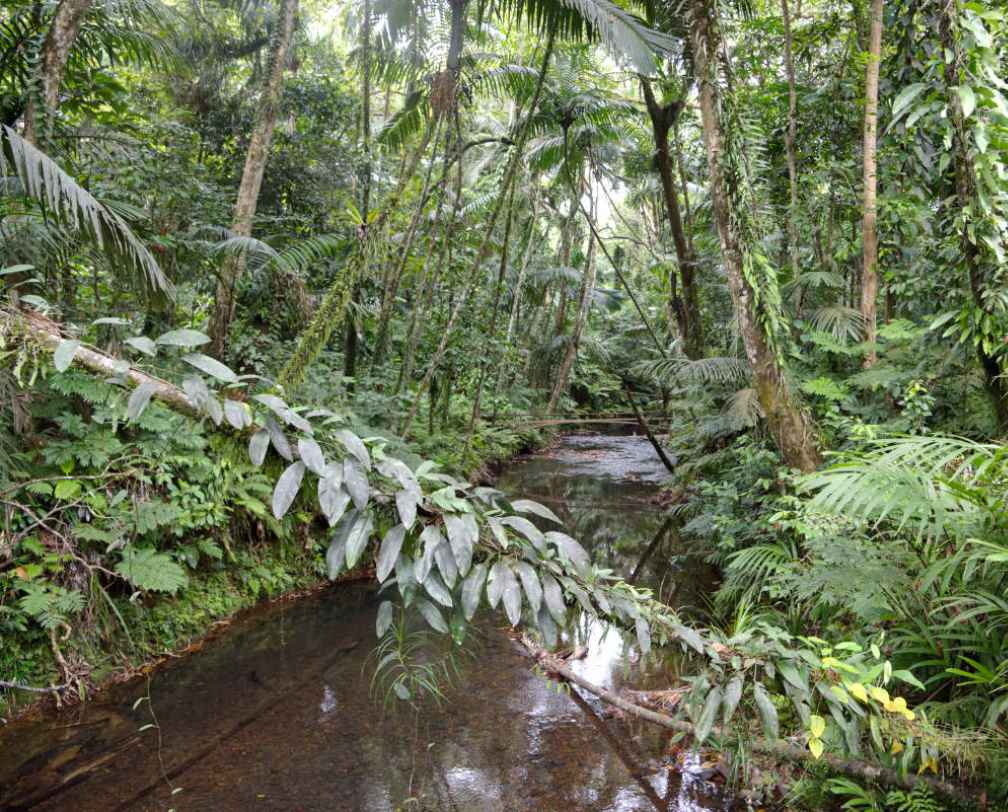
[496,0,675,73]
[0,125,169,294]
[810,303,865,342]
[633,355,750,386]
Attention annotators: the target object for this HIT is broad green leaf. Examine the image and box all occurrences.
[53,339,79,372]
[462,563,487,620]
[540,571,566,626]
[434,540,459,588]
[635,615,651,655]
[416,525,443,584]
[500,564,522,626]
[376,601,394,637]
[156,329,210,348]
[537,604,558,648]
[499,516,545,551]
[223,399,250,429]
[956,85,977,118]
[510,498,561,524]
[376,456,419,494]
[487,560,509,609]
[124,335,156,356]
[547,531,591,575]
[444,512,477,575]
[416,598,448,633]
[335,429,371,470]
[265,416,293,461]
[343,458,370,510]
[344,512,374,569]
[297,437,326,475]
[514,561,543,615]
[377,525,406,582]
[723,674,744,725]
[127,382,158,421]
[695,686,722,744]
[248,429,270,466]
[182,353,238,384]
[424,572,454,608]
[326,533,346,579]
[891,82,926,121]
[672,623,705,655]
[272,461,306,519]
[752,681,780,740]
[395,489,418,530]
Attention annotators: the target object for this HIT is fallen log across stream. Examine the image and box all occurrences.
[518,638,982,807]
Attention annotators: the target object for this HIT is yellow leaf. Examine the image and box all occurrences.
[891,740,904,754]
[870,686,891,704]
[884,696,908,713]
[847,682,868,703]
[902,709,916,722]
[809,737,824,760]
[810,715,826,739]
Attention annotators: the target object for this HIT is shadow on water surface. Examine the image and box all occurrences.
[0,430,729,811]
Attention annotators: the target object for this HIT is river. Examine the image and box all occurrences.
[0,431,726,811]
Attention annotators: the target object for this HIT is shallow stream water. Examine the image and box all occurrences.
[0,432,725,811]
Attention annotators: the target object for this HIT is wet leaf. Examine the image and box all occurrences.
[156,328,210,348]
[395,489,418,530]
[499,516,545,551]
[326,534,346,580]
[424,572,453,608]
[182,353,238,384]
[377,525,406,582]
[416,598,448,633]
[376,456,419,494]
[444,513,477,575]
[723,674,744,726]
[297,437,326,475]
[395,554,415,597]
[344,512,374,569]
[265,415,293,461]
[500,564,522,626]
[672,623,705,655]
[462,563,487,621]
[696,686,722,744]
[224,399,249,429]
[753,681,780,740]
[547,532,591,575]
[272,461,305,519]
[53,339,79,372]
[343,457,370,510]
[376,601,394,637]
[434,540,458,588]
[487,561,508,609]
[125,335,156,356]
[416,525,443,584]
[514,561,543,615]
[510,498,561,524]
[318,473,350,527]
[248,429,270,466]
[540,572,566,626]
[127,382,157,421]
[537,604,558,648]
[635,616,651,655]
[335,429,371,470]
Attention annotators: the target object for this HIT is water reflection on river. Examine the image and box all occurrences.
[0,432,725,811]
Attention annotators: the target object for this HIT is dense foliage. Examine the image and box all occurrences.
[3,0,1008,806]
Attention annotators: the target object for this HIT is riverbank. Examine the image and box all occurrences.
[0,419,550,723]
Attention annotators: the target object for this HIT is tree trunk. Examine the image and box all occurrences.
[780,0,800,280]
[688,0,821,472]
[860,0,883,368]
[547,203,597,414]
[640,77,703,358]
[23,0,94,145]
[207,0,298,358]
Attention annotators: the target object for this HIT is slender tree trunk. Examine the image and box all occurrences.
[688,0,821,472]
[23,0,94,145]
[208,0,298,358]
[860,0,883,368]
[400,26,556,436]
[506,191,541,342]
[640,77,702,358]
[547,201,597,414]
[780,0,800,280]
